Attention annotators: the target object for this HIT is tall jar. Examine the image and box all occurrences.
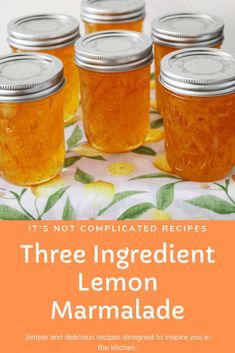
[75,30,153,153]
[81,0,145,33]
[8,14,80,125]
[151,13,224,111]
[0,53,65,186]
[159,48,235,182]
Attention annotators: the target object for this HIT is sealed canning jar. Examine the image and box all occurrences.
[81,0,145,33]
[159,48,235,182]
[152,13,224,110]
[75,30,152,153]
[8,14,80,124]
[0,53,65,186]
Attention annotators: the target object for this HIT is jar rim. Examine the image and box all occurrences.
[81,0,145,24]
[160,48,235,97]
[8,13,80,50]
[75,30,153,73]
[0,53,65,102]
[152,12,224,48]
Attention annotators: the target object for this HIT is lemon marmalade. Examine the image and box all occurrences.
[159,48,235,182]
[75,30,153,153]
[0,53,65,186]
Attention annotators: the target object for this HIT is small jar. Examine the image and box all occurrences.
[81,0,145,33]
[152,13,224,110]
[0,53,65,186]
[8,13,80,125]
[75,30,153,153]
[159,48,235,182]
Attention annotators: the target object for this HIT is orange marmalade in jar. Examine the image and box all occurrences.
[81,0,145,33]
[8,14,80,125]
[152,13,224,111]
[75,30,152,153]
[159,48,235,182]
[0,53,65,186]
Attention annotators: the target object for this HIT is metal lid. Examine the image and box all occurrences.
[81,0,145,24]
[160,48,235,97]
[0,53,65,102]
[152,12,224,48]
[75,30,153,72]
[8,13,80,50]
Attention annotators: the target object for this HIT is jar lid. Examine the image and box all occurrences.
[75,30,153,72]
[81,0,145,23]
[152,12,224,48]
[8,13,80,50]
[160,48,235,97]
[0,53,65,102]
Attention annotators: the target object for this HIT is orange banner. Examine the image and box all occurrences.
[1,221,234,352]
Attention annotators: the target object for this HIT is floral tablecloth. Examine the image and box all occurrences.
[0,80,235,221]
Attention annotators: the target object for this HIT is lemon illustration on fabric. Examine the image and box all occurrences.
[80,181,116,219]
[145,129,164,144]
[107,162,136,176]
[150,79,156,90]
[150,99,157,110]
[153,153,173,173]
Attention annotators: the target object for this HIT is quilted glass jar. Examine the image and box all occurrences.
[152,13,224,111]
[0,53,65,186]
[81,0,145,33]
[8,13,80,125]
[75,30,153,153]
[159,48,235,182]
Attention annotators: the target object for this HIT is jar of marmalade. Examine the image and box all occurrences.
[0,53,65,186]
[8,14,80,125]
[75,30,153,153]
[159,48,235,182]
[152,13,224,111]
[81,0,145,33]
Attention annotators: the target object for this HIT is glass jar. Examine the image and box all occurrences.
[7,14,80,125]
[81,0,145,33]
[159,48,235,182]
[152,13,224,111]
[75,30,152,153]
[0,53,65,186]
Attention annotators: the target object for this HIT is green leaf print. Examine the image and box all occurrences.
[118,202,155,220]
[75,168,94,184]
[63,197,76,220]
[64,156,82,168]
[67,126,83,149]
[43,187,69,215]
[85,155,106,161]
[156,183,175,210]
[133,146,157,156]
[186,195,235,215]
[130,173,180,181]
[99,191,147,216]
[0,205,31,220]
[20,188,28,198]
[151,118,164,129]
